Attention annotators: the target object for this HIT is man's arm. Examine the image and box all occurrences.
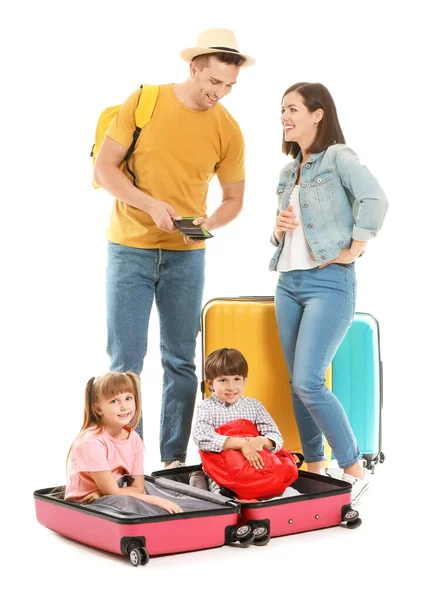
[207,179,244,230]
[189,180,244,238]
[93,136,180,232]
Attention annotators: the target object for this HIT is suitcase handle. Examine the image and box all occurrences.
[293,452,304,469]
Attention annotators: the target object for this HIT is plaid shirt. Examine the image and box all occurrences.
[192,394,283,453]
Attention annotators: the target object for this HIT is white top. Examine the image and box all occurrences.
[277,185,317,272]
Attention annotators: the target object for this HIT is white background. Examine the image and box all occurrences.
[2,0,430,597]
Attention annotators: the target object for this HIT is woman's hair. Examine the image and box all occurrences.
[66,372,142,469]
[281,82,345,157]
[205,348,248,381]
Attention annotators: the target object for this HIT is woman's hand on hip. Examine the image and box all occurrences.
[319,241,367,269]
[318,248,356,269]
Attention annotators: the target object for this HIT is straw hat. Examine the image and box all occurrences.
[180,28,255,67]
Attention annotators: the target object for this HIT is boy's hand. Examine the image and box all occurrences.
[248,436,267,452]
[241,440,265,469]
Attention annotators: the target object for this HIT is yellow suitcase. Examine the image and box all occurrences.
[201,297,332,467]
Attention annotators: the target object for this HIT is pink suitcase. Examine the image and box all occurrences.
[34,475,245,566]
[151,465,361,545]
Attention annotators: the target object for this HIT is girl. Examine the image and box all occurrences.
[270,82,388,504]
[65,371,216,515]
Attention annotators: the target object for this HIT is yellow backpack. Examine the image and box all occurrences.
[90,84,159,189]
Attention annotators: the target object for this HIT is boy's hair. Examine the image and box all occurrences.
[192,52,246,69]
[205,348,248,381]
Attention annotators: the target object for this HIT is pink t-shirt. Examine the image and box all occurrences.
[65,427,144,501]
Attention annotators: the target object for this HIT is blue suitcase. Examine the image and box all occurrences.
[332,312,384,472]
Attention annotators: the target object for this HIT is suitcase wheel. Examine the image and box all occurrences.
[379,452,385,464]
[235,525,252,540]
[128,545,150,567]
[228,524,255,545]
[238,530,256,545]
[252,525,270,546]
[342,507,360,523]
[346,517,362,529]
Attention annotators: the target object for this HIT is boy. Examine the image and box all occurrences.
[192,348,300,498]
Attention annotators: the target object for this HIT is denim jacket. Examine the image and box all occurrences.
[269,144,388,269]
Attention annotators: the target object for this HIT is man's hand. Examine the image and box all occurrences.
[241,439,265,469]
[81,490,103,503]
[147,199,181,232]
[183,215,210,245]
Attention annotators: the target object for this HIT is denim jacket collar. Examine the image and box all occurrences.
[285,150,325,174]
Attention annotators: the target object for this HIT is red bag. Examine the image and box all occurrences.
[199,419,302,500]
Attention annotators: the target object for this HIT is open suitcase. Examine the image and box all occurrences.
[202,297,383,471]
[151,464,362,544]
[34,475,248,567]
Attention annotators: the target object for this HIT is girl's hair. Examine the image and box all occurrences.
[281,82,346,157]
[67,371,142,468]
[205,348,248,381]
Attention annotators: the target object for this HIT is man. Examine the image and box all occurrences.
[93,28,254,468]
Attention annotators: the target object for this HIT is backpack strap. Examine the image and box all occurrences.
[124,84,159,187]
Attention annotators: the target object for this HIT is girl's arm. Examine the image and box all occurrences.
[129,474,145,493]
[90,471,145,497]
[87,471,183,514]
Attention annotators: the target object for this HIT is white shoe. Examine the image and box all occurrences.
[342,472,370,506]
[189,470,208,490]
[164,460,186,469]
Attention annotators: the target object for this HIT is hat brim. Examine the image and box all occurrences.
[180,47,255,67]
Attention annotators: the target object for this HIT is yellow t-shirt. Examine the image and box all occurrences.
[105,84,245,250]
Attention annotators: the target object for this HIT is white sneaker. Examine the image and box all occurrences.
[189,470,208,490]
[342,472,370,506]
[164,460,186,469]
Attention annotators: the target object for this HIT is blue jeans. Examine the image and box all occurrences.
[275,264,362,468]
[106,243,205,462]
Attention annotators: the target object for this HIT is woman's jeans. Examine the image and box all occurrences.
[106,242,205,463]
[275,264,362,468]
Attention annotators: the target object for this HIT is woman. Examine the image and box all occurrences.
[270,82,388,504]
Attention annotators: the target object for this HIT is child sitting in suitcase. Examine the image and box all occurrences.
[65,371,221,515]
[192,348,300,500]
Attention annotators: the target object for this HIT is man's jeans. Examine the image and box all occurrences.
[275,263,362,468]
[106,242,205,462]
